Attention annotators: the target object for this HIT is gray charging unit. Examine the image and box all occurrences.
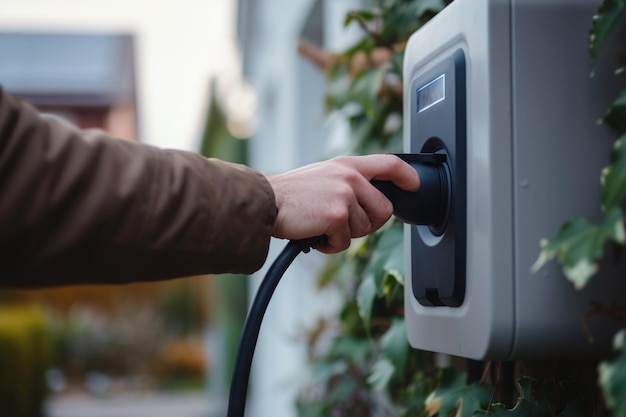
[404,0,626,360]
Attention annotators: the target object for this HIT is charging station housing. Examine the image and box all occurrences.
[404,0,626,360]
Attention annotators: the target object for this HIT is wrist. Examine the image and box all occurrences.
[266,174,285,237]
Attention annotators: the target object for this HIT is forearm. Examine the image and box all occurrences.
[0,88,277,287]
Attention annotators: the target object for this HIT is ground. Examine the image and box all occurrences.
[45,392,225,417]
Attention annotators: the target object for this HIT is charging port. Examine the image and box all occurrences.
[371,153,451,228]
[372,150,463,307]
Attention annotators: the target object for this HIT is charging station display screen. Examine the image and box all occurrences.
[417,74,445,112]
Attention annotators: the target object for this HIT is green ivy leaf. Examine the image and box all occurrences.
[390,51,405,75]
[372,224,403,286]
[339,301,367,338]
[351,66,388,117]
[589,0,626,69]
[532,206,625,289]
[412,0,447,15]
[601,90,626,133]
[311,360,349,387]
[356,273,376,330]
[536,135,626,289]
[381,244,404,305]
[516,378,558,416]
[329,336,372,364]
[375,227,402,286]
[344,10,377,28]
[474,378,587,417]
[379,0,446,42]
[602,135,626,210]
[295,401,325,417]
[425,368,491,417]
[382,271,403,306]
[325,66,353,112]
[381,227,404,279]
[380,318,408,378]
[367,357,395,391]
[342,36,377,58]
[599,330,626,417]
[328,375,358,403]
[473,402,553,417]
[356,223,403,331]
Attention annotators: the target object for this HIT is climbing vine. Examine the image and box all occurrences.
[295,1,626,416]
[533,1,626,289]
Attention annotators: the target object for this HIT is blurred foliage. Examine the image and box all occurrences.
[599,330,626,417]
[297,1,459,416]
[589,0,626,70]
[474,378,590,417]
[424,369,491,417]
[532,205,625,289]
[46,300,205,395]
[0,305,51,417]
[153,337,206,390]
[197,79,250,389]
[58,303,163,379]
[160,280,206,336]
[296,0,626,416]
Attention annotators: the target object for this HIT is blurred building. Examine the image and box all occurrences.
[237,1,363,416]
[0,0,237,152]
[0,32,138,139]
[0,0,240,410]
[0,31,151,313]
[0,30,209,393]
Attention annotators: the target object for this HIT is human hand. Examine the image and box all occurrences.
[267,154,420,254]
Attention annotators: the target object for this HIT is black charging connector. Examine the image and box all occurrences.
[371,153,451,230]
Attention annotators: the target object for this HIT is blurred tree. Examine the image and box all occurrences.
[198,78,249,390]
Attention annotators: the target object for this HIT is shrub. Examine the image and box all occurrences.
[0,305,51,417]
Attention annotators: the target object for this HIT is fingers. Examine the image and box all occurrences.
[343,154,420,191]
[351,175,394,235]
[317,223,352,254]
[327,154,412,235]
[318,186,392,254]
[321,178,394,254]
[267,154,418,253]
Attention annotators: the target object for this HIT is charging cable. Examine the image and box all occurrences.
[227,236,326,417]
[226,153,449,416]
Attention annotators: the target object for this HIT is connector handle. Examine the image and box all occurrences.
[371,153,450,227]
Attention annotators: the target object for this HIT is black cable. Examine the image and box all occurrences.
[227,236,326,417]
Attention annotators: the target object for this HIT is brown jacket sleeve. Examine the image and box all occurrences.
[0,87,277,288]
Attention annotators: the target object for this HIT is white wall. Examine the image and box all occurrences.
[0,0,239,152]
[243,1,362,416]
[244,3,323,416]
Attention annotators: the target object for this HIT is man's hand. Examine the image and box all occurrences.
[267,154,420,254]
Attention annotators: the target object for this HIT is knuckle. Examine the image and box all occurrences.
[340,168,361,187]
[332,155,352,165]
[328,206,349,224]
[335,182,356,201]
[387,154,404,171]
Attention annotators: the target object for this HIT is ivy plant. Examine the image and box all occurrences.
[533,0,626,289]
[296,0,626,416]
[531,2,626,414]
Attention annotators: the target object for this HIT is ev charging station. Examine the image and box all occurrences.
[402,0,626,360]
